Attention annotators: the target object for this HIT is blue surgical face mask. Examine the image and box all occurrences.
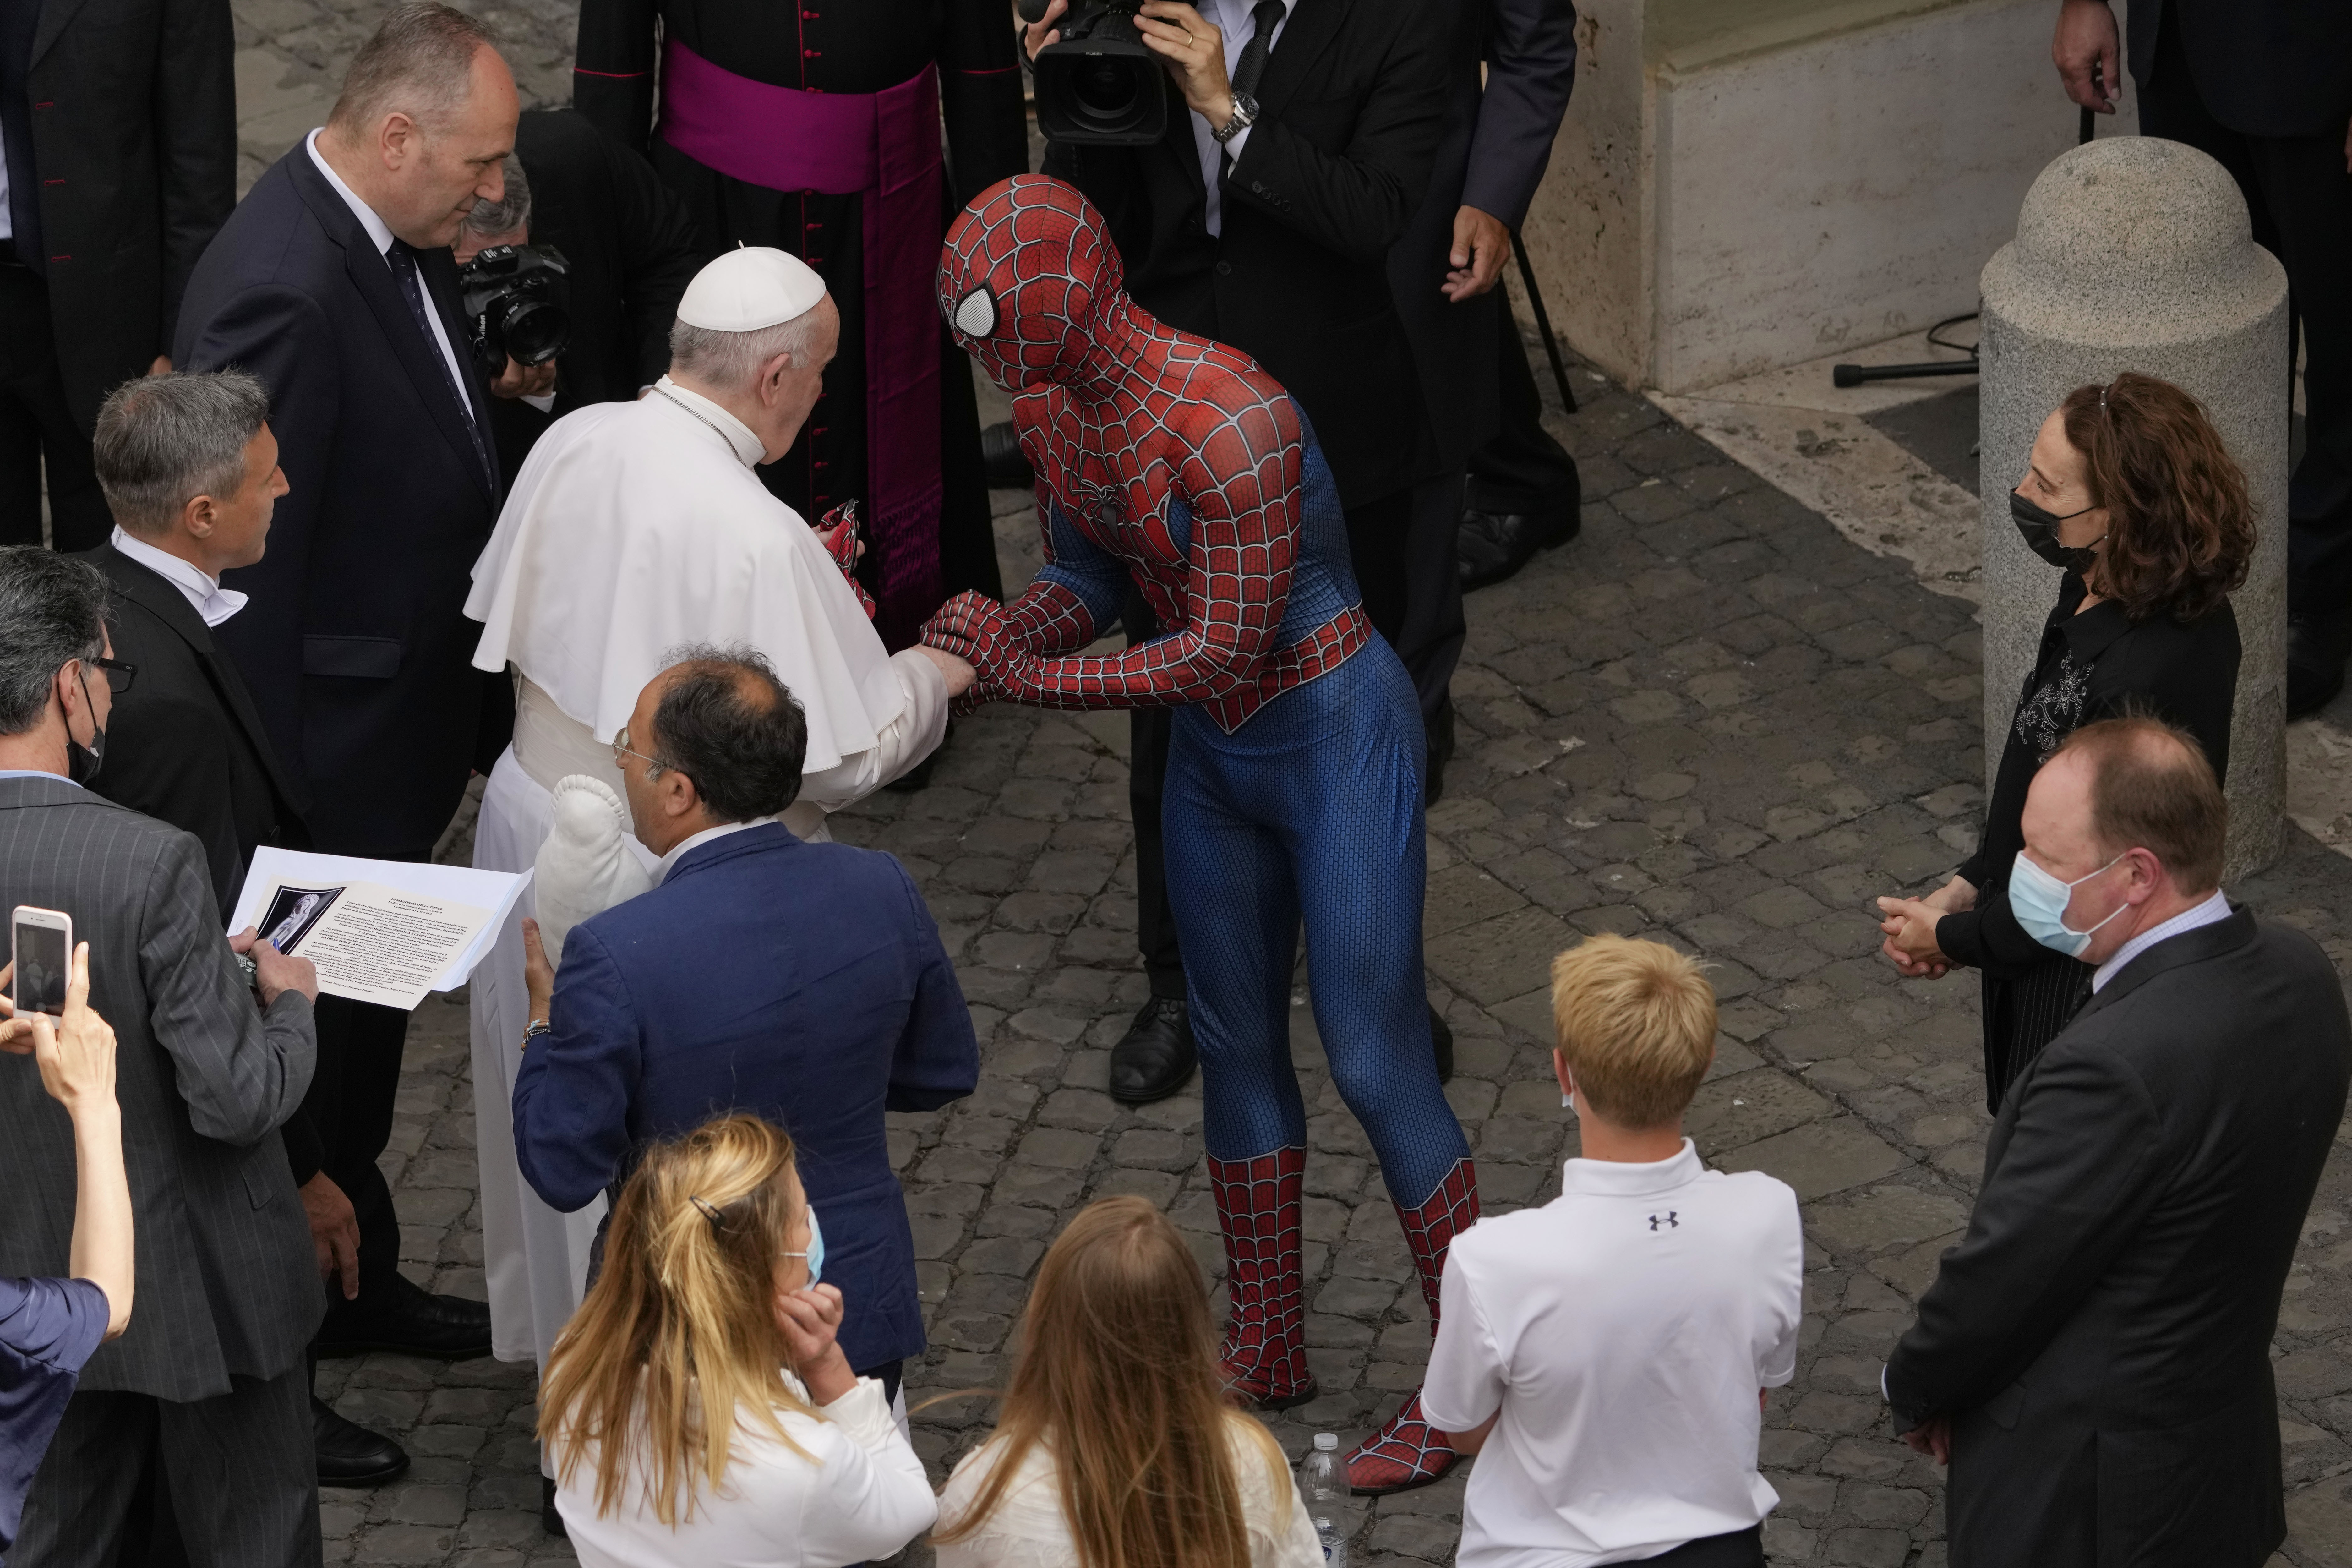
[2010,850,2129,957]
[786,1208,824,1289]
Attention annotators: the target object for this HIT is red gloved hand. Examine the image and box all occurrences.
[816,501,876,619]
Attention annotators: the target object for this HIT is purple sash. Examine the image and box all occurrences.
[659,41,944,647]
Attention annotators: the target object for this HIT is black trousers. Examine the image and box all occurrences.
[0,259,108,551]
[1634,1526,1765,1566]
[1122,478,1460,992]
[16,1364,319,1568]
[2137,8,2352,618]
[309,994,416,1322]
[1466,306,1580,519]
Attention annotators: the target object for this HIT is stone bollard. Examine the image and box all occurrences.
[1979,138,2289,879]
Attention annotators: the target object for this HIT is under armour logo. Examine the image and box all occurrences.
[1648,1212,1679,1231]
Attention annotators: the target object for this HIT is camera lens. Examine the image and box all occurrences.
[503,300,571,368]
[1072,58,1137,121]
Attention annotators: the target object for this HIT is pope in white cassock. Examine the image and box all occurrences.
[461,247,975,1374]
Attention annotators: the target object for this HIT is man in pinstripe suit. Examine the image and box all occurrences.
[0,548,324,1565]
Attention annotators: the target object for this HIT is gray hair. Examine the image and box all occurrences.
[328,2,502,137]
[667,310,825,394]
[461,154,532,238]
[94,370,273,537]
[0,549,108,736]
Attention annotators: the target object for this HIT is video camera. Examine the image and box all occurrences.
[1018,0,1171,146]
[456,243,573,374]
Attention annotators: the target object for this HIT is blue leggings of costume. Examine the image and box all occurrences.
[1162,636,1470,1210]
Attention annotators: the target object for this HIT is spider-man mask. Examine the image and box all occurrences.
[937,175,1127,394]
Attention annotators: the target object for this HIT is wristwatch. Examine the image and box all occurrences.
[1211,93,1259,145]
[523,1017,551,1049]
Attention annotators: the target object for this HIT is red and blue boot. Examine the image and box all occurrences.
[1346,1157,1480,1495]
[1209,1148,1318,1410]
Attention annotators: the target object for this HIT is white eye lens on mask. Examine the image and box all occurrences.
[2009,850,2128,957]
[953,287,997,337]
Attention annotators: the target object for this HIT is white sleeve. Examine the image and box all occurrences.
[1417,1247,1503,1434]
[779,1378,939,1565]
[1260,1472,1324,1568]
[1756,1183,1805,1388]
[791,649,951,817]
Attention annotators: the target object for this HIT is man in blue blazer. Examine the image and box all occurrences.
[513,648,978,1398]
[171,1,524,1363]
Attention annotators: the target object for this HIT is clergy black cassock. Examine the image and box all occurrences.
[574,0,1028,650]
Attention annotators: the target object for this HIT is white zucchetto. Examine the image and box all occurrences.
[676,246,827,331]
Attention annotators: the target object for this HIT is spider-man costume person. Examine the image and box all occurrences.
[923,175,1476,1494]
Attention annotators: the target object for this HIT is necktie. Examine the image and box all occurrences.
[1231,0,1285,102]
[385,240,494,488]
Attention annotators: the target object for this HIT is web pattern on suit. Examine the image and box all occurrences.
[922,176,1367,732]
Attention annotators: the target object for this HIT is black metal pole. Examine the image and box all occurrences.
[1510,230,1577,415]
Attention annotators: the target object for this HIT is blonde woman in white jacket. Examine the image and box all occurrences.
[538,1115,936,1567]
[934,1197,1323,1568]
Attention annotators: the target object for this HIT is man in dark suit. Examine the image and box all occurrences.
[1028,0,1448,1102]
[2055,0,2352,714]
[511,650,976,1523]
[0,546,323,1565]
[1884,715,2352,1566]
[80,369,411,1486]
[453,109,705,484]
[174,0,521,1361]
[1400,0,1583,596]
[0,0,235,549]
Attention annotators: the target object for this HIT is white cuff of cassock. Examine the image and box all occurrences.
[789,649,952,827]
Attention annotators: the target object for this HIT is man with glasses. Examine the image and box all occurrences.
[508,649,977,1529]
[0,545,324,1565]
[80,369,415,1487]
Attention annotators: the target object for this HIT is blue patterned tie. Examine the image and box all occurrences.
[385,240,494,489]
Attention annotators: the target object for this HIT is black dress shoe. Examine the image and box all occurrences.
[314,1396,409,1488]
[1109,996,1197,1104]
[2288,611,2352,718]
[981,419,1034,489]
[1458,506,1581,593]
[1430,1004,1453,1084]
[543,1475,568,1538]
[314,1273,493,1360]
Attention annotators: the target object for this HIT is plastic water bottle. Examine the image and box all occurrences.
[1315,1518,1348,1568]
[1299,1431,1344,1511]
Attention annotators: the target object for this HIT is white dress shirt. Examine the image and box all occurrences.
[554,1372,936,1568]
[655,817,774,883]
[304,128,477,421]
[1421,1141,1804,1568]
[2093,889,2233,992]
[108,526,248,628]
[1189,0,1296,238]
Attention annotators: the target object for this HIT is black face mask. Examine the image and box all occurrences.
[2010,490,2105,575]
[66,667,104,787]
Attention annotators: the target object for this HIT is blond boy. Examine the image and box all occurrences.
[1421,935,1803,1568]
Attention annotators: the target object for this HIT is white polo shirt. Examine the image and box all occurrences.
[1422,1140,1803,1568]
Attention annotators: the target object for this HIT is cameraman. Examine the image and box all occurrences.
[456,109,706,484]
[1025,0,1448,1103]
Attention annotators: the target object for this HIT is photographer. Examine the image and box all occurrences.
[455,109,706,484]
[1025,0,1448,1105]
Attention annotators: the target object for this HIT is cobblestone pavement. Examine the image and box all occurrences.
[233,8,2352,1566]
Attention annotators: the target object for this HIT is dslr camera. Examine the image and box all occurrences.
[1019,0,1171,146]
[456,243,573,374]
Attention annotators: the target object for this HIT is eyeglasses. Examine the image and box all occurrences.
[610,724,665,777]
[88,657,136,695]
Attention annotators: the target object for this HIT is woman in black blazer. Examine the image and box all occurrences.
[1877,373,2253,1109]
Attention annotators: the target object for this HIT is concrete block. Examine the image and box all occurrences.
[1980,137,2289,875]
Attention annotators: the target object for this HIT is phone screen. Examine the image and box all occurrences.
[13,920,68,1017]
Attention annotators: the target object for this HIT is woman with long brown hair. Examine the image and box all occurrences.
[538,1115,936,1565]
[933,1197,1322,1568]
[1875,372,2252,1108]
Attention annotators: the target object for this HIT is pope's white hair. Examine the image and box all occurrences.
[668,310,824,393]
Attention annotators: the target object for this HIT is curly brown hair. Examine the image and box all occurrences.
[2058,372,2253,623]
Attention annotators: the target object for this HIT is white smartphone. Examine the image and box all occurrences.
[11,905,72,1019]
